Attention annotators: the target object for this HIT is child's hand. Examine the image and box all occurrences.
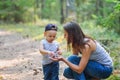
[48,51,55,58]
[56,50,62,55]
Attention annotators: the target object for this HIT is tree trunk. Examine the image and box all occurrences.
[40,0,45,19]
[95,0,104,17]
[60,0,64,24]
[76,0,81,22]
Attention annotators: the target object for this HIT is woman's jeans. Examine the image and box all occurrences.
[42,62,59,80]
[63,55,113,80]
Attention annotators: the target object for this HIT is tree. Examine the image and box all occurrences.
[60,0,65,24]
[95,0,104,17]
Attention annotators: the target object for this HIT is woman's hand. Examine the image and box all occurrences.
[49,55,64,62]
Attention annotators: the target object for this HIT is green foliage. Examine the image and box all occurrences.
[0,0,34,22]
[107,75,120,80]
[97,0,120,34]
[75,0,95,22]
[0,0,61,22]
[41,0,60,21]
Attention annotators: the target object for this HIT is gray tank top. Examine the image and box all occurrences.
[41,39,59,65]
[89,40,113,67]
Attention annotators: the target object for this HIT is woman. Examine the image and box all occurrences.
[50,22,113,80]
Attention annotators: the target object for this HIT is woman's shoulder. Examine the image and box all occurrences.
[85,38,96,51]
[84,38,95,44]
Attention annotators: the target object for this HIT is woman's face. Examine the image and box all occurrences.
[64,30,68,41]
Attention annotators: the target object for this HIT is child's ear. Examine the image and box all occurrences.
[44,32,46,36]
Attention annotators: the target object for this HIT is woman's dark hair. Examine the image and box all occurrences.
[63,21,91,52]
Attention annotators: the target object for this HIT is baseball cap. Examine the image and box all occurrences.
[45,24,57,31]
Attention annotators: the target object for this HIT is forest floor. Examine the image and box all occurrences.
[0,29,67,80]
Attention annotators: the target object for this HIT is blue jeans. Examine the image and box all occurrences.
[42,62,59,80]
[63,55,113,80]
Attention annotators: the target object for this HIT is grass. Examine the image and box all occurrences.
[0,21,120,79]
[0,23,44,40]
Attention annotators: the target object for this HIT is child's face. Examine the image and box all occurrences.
[44,30,57,43]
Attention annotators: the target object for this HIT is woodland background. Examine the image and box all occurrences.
[0,0,120,80]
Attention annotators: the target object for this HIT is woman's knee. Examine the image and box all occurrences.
[67,55,81,64]
[63,68,74,79]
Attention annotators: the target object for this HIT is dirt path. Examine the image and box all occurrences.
[0,30,67,80]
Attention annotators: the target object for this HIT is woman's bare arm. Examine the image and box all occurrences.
[51,40,96,74]
[63,44,92,73]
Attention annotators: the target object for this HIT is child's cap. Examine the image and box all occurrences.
[45,24,57,31]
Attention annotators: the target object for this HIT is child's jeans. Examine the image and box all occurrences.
[63,55,113,80]
[42,62,59,80]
